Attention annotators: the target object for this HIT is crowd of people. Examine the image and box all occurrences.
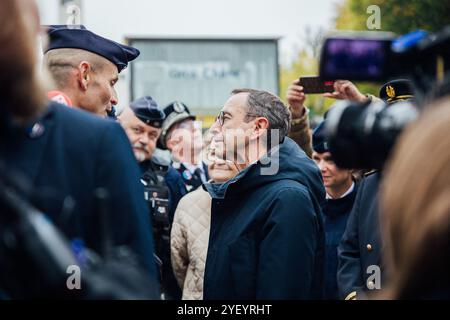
[0,0,449,300]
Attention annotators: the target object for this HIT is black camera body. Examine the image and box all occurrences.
[325,99,418,170]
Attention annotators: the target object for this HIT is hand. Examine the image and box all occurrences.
[286,79,306,119]
[323,80,369,103]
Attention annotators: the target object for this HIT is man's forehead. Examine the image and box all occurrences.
[223,93,248,112]
[96,54,119,75]
[313,151,332,158]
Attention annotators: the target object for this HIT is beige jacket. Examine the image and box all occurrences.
[170,187,211,300]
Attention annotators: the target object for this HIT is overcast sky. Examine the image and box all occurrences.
[37,0,339,65]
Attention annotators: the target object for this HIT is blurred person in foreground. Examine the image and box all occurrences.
[0,0,158,297]
[380,97,450,299]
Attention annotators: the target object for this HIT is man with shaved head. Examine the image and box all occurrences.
[43,25,139,117]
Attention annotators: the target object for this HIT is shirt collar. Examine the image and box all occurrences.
[326,181,355,200]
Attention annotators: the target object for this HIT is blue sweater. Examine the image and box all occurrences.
[322,182,358,300]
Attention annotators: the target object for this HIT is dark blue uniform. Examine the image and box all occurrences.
[337,172,383,299]
[0,102,158,282]
[139,159,186,300]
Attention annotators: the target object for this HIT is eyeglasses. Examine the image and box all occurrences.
[215,111,227,126]
[215,110,260,126]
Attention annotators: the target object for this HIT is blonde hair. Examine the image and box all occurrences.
[380,98,450,299]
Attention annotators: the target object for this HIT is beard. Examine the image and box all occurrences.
[133,142,150,163]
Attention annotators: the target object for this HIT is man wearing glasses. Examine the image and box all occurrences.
[203,88,325,299]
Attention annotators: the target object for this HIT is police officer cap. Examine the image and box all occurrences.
[45,25,140,72]
[159,101,196,149]
[379,79,415,104]
[130,96,165,128]
[312,120,330,153]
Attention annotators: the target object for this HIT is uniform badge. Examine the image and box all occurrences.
[29,122,45,138]
[182,169,192,180]
[173,101,185,113]
[386,85,396,99]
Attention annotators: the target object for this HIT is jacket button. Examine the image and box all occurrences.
[367,244,373,251]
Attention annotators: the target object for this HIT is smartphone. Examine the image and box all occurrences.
[299,76,335,94]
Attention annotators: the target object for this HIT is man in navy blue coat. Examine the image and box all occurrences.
[203,89,325,299]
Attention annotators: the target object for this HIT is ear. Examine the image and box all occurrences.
[251,117,269,140]
[77,61,92,91]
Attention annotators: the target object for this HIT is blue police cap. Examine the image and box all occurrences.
[312,120,330,153]
[130,96,165,128]
[44,25,140,72]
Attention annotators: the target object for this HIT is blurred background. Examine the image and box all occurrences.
[36,0,449,127]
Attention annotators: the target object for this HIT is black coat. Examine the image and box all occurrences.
[203,137,325,299]
[0,103,158,281]
[337,172,383,299]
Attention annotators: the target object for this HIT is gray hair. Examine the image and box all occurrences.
[231,88,291,143]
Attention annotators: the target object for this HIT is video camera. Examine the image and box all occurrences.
[318,27,450,170]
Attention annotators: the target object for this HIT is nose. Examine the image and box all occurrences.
[209,120,221,137]
[318,160,327,172]
[110,87,119,106]
[139,133,149,145]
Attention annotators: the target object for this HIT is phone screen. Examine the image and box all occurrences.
[299,77,335,94]
[319,37,392,81]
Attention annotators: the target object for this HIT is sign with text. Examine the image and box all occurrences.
[129,39,279,114]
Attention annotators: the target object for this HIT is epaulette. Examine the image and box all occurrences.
[364,169,379,177]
